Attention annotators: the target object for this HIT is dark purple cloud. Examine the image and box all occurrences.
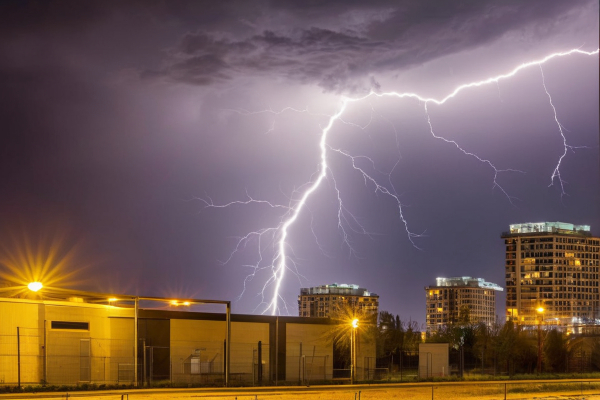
[143,0,597,92]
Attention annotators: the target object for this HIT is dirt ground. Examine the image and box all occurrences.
[3,382,600,400]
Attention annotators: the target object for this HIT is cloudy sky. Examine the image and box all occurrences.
[0,0,598,324]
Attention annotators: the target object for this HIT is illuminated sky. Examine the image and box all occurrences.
[0,1,598,324]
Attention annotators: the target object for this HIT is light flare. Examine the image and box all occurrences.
[0,224,92,298]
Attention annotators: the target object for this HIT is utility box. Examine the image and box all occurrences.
[418,343,449,378]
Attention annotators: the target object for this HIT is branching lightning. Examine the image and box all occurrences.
[201,48,599,315]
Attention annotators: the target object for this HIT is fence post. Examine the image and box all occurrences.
[275,317,278,386]
[400,350,403,382]
[258,341,263,384]
[298,342,302,384]
[44,320,47,384]
[17,327,21,388]
[142,340,146,387]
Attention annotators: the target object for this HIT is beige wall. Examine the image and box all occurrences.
[170,319,270,380]
[0,299,41,384]
[419,343,449,378]
[45,303,134,385]
[355,329,376,381]
[0,298,134,385]
[108,316,135,383]
[285,323,332,382]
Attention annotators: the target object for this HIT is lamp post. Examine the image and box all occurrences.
[536,307,544,374]
[351,318,359,384]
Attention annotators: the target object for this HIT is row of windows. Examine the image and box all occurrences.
[506,237,600,246]
[299,296,377,302]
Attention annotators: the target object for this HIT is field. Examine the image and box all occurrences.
[2,380,600,400]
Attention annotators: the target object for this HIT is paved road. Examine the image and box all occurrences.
[1,380,599,400]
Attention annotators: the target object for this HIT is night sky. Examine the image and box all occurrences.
[1,1,598,325]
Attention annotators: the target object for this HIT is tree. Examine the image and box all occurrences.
[458,305,471,325]
[543,329,567,372]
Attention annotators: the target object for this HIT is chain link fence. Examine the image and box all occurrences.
[0,328,135,385]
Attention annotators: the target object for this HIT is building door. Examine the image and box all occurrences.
[80,339,91,382]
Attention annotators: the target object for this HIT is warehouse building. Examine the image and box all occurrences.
[0,288,375,386]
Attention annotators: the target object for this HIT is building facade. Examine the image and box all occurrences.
[0,293,376,386]
[425,277,503,332]
[502,222,600,330]
[298,283,379,318]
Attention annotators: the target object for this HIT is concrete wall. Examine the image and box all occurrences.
[285,323,332,382]
[0,299,41,384]
[356,329,376,381]
[44,302,134,385]
[418,343,449,378]
[170,318,270,384]
[0,298,134,385]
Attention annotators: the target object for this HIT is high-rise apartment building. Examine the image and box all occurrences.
[502,222,600,330]
[425,277,503,332]
[298,283,379,318]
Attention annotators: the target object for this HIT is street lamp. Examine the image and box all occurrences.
[351,318,359,384]
[536,307,544,373]
[27,282,43,292]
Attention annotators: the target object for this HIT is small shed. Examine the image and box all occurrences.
[418,343,449,378]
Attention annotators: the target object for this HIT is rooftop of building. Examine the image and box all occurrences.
[503,221,592,237]
[428,276,504,292]
[299,283,377,297]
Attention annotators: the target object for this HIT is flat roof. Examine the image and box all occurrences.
[508,222,591,234]
[429,276,503,291]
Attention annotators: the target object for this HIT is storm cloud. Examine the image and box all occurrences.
[148,0,596,92]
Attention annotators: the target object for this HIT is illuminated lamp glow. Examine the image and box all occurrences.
[28,282,43,292]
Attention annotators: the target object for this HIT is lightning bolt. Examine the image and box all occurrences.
[201,47,598,315]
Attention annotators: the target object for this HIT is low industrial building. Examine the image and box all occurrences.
[0,289,375,386]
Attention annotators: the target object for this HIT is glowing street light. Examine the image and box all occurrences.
[28,282,43,292]
[351,318,359,384]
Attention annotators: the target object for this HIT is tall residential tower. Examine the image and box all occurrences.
[425,277,503,332]
[502,222,600,331]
